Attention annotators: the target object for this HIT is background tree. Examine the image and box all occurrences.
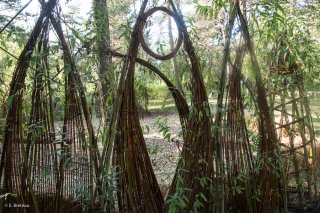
[93,0,112,117]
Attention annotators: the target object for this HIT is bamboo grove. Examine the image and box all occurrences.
[0,0,319,212]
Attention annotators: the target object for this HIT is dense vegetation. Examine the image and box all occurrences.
[0,0,319,212]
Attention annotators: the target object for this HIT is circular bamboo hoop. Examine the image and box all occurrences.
[138,7,183,61]
[268,61,301,75]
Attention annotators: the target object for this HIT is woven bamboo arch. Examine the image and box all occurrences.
[0,1,99,212]
[0,0,309,212]
[105,1,213,212]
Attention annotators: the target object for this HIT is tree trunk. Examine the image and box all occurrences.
[93,0,112,116]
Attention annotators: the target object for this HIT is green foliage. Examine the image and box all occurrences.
[154,116,171,141]
[100,168,118,211]
[141,124,150,134]
[165,172,189,213]
[119,15,134,42]
[147,144,163,155]
[194,0,227,19]
[0,0,319,212]
[135,77,150,113]
[254,0,320,83]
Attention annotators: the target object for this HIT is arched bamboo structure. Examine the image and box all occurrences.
[0,1,99,212]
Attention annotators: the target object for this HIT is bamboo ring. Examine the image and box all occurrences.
[138,7,183,61]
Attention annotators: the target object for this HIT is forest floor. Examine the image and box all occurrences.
[139,112,182,196]
[1,105,320,202]
[136,109,320,201]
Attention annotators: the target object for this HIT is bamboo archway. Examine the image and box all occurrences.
[103,1,214,212]
[0,1,312,212]
[0,1,99,212]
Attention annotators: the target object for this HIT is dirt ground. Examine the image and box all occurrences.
[138,111,320,201]
[1,110,319,202]
[139,112,182,190]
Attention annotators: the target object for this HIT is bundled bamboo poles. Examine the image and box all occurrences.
[236,2,283,212]
[213,4,237,212]
[2,0,316,212]
[109,1,165,212]
[49,14,100,212]
[163,1,214,212]
[101,0,213,211]
[222,48,256,212]
[0,1,99,212]
[212,2,285,212]
[0,1,58,211]
[100,42,189,213]
[23,20,59,212]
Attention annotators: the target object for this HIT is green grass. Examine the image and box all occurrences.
[309,98,320,135]
[148,99,176,111]
[147,95,217,113]
[146,92,320,135]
